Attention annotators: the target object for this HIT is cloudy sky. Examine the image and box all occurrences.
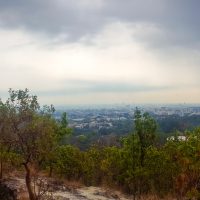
[0,0,200,105]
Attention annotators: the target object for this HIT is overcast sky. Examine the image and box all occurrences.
[0,0,200,105]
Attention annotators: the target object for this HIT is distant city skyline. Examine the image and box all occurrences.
[0,0,200,105]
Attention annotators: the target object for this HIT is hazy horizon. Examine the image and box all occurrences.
[46,103,200,109]
[1,0,200,105]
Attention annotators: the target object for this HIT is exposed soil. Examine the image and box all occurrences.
[1,176,133,200]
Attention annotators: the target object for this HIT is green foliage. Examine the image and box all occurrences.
[54,145,83,180]
[134,108,157,167]
[0,89,70,200]
[134,109,157,147]
[3,91,200,199]
[51,117,200,198]
[83,146,103,185]
[58,112,72,139]
[145,146,178,196]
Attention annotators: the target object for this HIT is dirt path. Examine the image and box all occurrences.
[54,186,132,200]
[3,177,133,200]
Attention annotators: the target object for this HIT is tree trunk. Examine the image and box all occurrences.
[23,163,36,200]
[0,157,2,179]
[140,145,145,167]
[49,164,53,177]
[0,147,3,179]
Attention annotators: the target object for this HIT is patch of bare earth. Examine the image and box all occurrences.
[3,176,176,200]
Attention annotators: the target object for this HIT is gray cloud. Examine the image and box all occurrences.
[1,0,200,105]
[0,0,200,47]
[0,0,103,41]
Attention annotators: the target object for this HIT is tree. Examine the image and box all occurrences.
[0,100,9,179]
[134,109,157,167]
[44,111,72,177]
[57,111,72,142]
[2,89,58,200]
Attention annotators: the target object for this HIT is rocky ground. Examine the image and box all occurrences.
[0,176,133,200]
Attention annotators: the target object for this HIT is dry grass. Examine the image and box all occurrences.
[4,170,178,200]
[61,178,83,189]
[132,194,177,200]
[18,192,29,200]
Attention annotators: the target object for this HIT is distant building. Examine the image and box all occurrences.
[167,136,187,141]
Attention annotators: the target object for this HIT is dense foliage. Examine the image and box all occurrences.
[1,89,200,199]
[49,129,200,199]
